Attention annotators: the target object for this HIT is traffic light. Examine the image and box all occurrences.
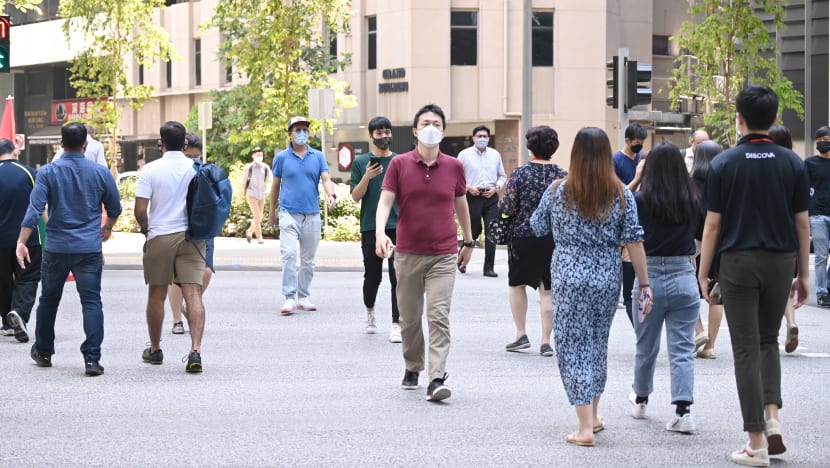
[606,56,618,109]
[0,16,9,73]
[625,61,652,108]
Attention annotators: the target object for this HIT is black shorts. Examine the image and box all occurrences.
[508,235,553,290]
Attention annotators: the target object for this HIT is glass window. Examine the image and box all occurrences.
[138,64,144,85]
[451,11,477,66]
[653,35,670,56]
[367,16,376,70]
[226,64,233,84]
[166,60,172,89]
[194,39,202,86]
[532,11,553,67]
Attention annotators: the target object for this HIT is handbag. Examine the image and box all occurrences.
[487,215,513,245]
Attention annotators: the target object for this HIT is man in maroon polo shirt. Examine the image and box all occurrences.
[375,103,474,403]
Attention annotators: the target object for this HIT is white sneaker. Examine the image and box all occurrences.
[389,323,402,343]
[666,413,696,434]
[297,297,317,311]
[365,311,377,334]
[629,391,647,419]
[730,443,770,467]
[281,298,296,315]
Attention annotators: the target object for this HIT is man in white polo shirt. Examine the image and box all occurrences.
[134,121,206,373]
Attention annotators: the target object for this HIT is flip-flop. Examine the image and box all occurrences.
[593,417,606,433]
[565,433,594,447]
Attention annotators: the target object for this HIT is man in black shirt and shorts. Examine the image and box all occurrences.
[805,126,830,307]
[698,85,810,467]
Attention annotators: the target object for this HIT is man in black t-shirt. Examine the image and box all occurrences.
[805,126,830,307]
[698,86,810,466]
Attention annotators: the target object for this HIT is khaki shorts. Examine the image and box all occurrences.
[143,231,206,286]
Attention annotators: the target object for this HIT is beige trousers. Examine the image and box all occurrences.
[393,252,456,382]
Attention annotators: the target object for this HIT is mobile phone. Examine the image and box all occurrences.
[369,156,381,167]
[637,288,652,323]
[708,280,722,305]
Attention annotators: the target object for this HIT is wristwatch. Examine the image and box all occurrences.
[461,241,474,248]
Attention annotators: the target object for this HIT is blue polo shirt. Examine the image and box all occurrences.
[272,145,328,214]
[613,150,640,184]
[0,159,39,249]
[22,153,122,254]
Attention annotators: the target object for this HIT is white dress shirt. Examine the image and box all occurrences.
[458,145,507,190]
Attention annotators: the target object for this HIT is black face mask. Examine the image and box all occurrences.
[630,144,643,154]
[373,136,392,150]
[817,141,830,154]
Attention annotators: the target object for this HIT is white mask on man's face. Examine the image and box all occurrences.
[417,125,443,148]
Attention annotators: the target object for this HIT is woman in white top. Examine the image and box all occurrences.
[242,147,270,243]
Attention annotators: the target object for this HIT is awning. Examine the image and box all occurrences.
[27,126,62,146]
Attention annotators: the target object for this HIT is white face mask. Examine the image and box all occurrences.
[417,125,443,148]
[475,137,489,149]
[254,155,263,163]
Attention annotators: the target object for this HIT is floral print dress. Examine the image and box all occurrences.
[530,181,643,406]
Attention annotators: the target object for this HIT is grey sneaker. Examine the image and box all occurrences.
[7,310,29,343]
[171,321,185,335]
[0,326,14,336]
[426,373,451,402]
[142,347,163,365]
[505,335,530,352]
[540,343,554,357]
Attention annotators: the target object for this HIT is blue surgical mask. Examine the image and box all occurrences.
[475,137,489,149]
[294,130,309,146]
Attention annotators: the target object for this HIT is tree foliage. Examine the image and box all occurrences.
[201,0,356,166]
[6,0,42,13]
[59,0,176,174]
[670,0,803,146]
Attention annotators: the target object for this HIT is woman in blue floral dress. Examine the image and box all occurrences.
[499,126,567,356]
[530,127,650,447]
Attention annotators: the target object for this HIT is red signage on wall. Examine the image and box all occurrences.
[337,143,354,171]
[50,98,107,125]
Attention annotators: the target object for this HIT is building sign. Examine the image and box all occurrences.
[50,98,107,125]
[24,109,47,131]
[378,67,409,94]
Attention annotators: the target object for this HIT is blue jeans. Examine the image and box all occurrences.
[279,210,322,299]
[632,256,698,404]
[34,251,104,360]
[810,215,830,297]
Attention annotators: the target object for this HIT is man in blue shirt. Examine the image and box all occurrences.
[613,123,647,325]
[0,138,40,342]
[268,116,337,315]
[15,122,122,377]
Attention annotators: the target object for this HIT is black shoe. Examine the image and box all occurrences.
[483,269,498,277]
[7,310,29,343]
[30,346,52,367]
[818,295,830,308]
[540,343,554,357]
[426,373,451,402]
[185,350,203,373]
[84,355,104,376]
[142,347,163,365]
[505,334,531,352]
[401,369,419,389]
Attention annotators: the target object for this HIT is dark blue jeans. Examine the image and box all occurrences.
[34,251,104,361]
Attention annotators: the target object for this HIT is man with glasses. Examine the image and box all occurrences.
[268,116,337,315]
[350,116,401,341]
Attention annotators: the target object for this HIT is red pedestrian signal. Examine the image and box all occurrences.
[0,16,9,73]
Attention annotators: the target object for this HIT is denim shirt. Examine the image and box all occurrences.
[22,153,122,254]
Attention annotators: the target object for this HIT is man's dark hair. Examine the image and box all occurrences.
[185,132,203,151]
[160,121,186,151]
[472,125,491,137]
[624,123,647,141]
[815,126,830,140]
[61,122,87,150]
[736,85,778,131]
[0,138,15,155]
[525,125,559,160]
[412,103,446,129]
[368,116,392,134]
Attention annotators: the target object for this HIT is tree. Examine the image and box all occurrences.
[59,0,177,175]
[7,0,42,13]
[670,0,803,146]
[202,0,355,166]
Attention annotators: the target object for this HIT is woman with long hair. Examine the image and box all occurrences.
[628,143,702,433]
[691,140,725,359]
[499,126,567,356]
[530,127,649,446]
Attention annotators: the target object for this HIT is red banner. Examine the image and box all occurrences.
[50,98,107,125]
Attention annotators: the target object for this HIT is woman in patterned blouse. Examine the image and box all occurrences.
[498,126,567,357]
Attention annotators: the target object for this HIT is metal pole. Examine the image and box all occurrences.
[201,127,206,164]
[321,118,327,239]
[618,48,629,149]
[520,0,532,164]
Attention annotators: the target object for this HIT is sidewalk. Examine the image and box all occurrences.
[102,232,509,272]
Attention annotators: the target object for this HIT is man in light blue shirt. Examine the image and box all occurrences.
[15,122,121,377]
[268,116,337,315]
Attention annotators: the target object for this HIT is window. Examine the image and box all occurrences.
[329,28,337,61]
[532,12,553,67]
[226,64,233,84]
[451,11,477,66]
[138,64,144,85]
[652,35,670,56]
[367,16,376,70]
[194,39,202,86]
[166,60,172,89]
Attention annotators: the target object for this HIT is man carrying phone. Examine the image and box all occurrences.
[350,116,401,342]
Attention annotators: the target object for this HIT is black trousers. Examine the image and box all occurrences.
[622,261,635,325]
[0,245,41,327]
[360,230,399,323]
[467,193,498,271]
